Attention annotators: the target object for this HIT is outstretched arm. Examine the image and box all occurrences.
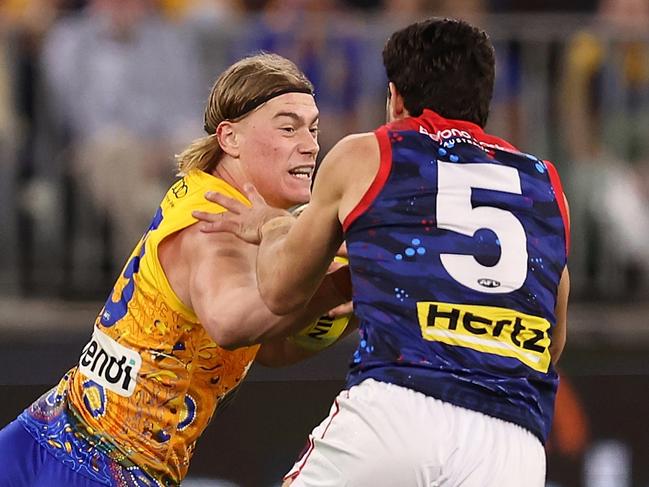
[181,224,350,350]
[193,134,378,315]
[195,181,342,314]
[254,190,343,315]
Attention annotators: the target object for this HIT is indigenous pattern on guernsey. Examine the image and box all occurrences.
[343,109,569,443]
[19,170,259,486]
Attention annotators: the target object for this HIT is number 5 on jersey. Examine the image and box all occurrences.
[437,162,527,294]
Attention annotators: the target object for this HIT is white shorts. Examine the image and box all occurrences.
[285,379,545,487]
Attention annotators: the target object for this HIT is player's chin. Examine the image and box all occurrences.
[284,178,312,205]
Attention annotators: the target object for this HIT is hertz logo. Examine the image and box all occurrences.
[416,301,552,372]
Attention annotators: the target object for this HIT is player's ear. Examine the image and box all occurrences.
[216,121,240,158]
[387,82,406,121]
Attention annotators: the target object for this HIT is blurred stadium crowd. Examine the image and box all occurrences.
[0,0,648,302]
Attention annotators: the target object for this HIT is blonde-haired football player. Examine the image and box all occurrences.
[0,53,353,487]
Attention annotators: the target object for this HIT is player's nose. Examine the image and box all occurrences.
[298,129,319,157]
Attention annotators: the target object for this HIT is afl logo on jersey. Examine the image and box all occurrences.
[478,278,501,289]
[79,328,141,397]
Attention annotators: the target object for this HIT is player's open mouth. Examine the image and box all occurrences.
[288,166,314,180]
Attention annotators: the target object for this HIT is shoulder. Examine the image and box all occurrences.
[331,132,379,157]
[318,132,379,178]
[314,132,379,200]
[313,133,382,224]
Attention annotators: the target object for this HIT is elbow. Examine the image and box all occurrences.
[260,288,306,316]
[216,338,246,352]
[255,340,313,368]
[264,296,298,316]
[253,353,285,368]
[210,329,245,351]
[202,316,254,351]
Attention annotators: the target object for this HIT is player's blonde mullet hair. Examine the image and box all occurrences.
[176,53,314,175]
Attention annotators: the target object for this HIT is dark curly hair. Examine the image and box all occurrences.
[383,18,495,127]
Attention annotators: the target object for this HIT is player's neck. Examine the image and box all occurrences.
[212,158,251,195]
[388,108,411,123]
[386,87,410,122]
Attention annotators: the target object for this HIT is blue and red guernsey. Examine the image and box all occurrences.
[343,109,569,442]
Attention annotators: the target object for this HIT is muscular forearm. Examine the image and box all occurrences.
[216,271,348,350]
[257,216,335,315]
[257,217,302,313]
[259,271,346,342]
